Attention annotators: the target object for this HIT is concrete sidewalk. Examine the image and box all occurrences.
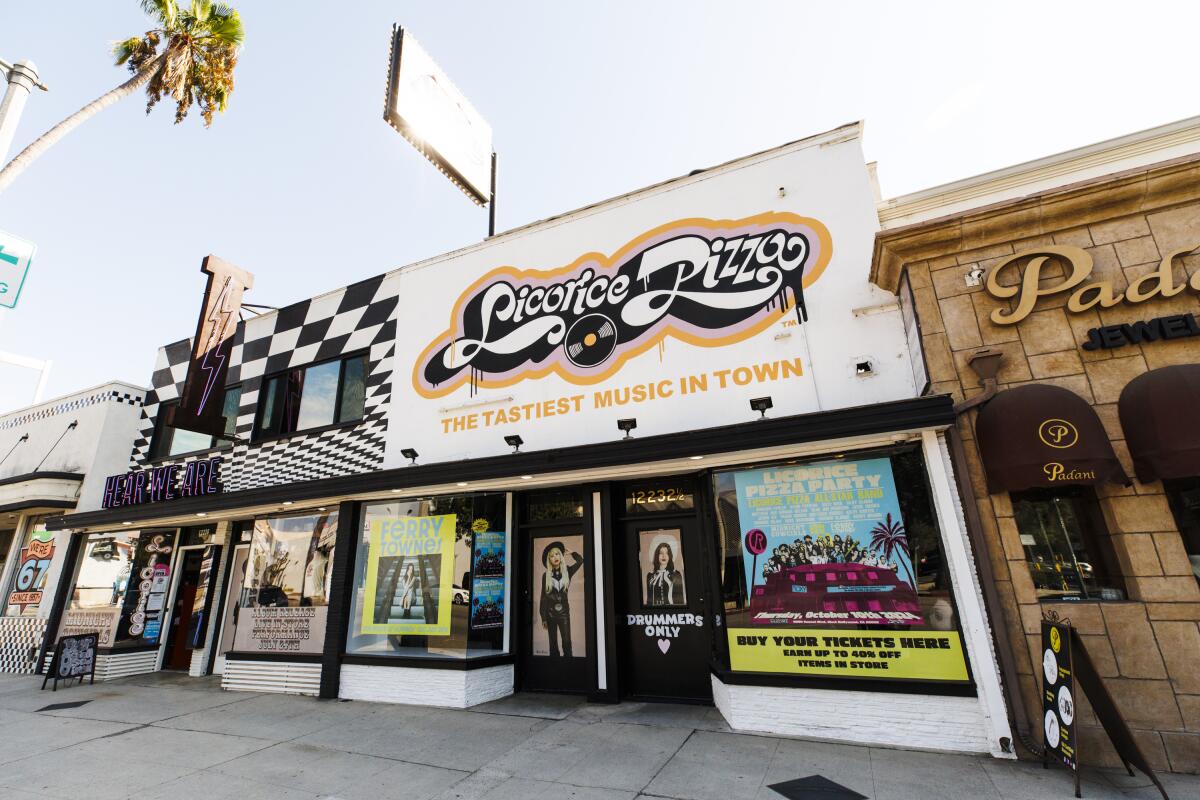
[0,672,1194,800]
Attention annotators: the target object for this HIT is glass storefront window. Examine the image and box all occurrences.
[0,526,18,608]
[254,355,367,439]
[60,530,177,648]
[714,446,972,684]
[227,510,338,654]
[4,517,63,618]
[346,492,507,659]
[151,386,241,458]
[1164,477,1200,583]
[1012,487,1125,601]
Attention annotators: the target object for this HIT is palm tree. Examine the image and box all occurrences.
[0,0,243,194]
[869,513,916,588]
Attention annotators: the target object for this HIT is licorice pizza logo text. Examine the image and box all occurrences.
[413,212,833,397]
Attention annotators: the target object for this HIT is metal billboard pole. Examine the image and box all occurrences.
[0,57,49,406]
[0,58,48,165]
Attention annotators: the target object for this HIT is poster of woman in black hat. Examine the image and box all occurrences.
[534,536,585,658]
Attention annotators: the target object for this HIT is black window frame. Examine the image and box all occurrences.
[1163,476,1200,584]
[1010,485,1125,602]
[150,384,242,461]
[252,352,369,442]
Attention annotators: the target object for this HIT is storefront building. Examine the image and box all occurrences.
[872,117,1200,773]
[0,381,145,674]
[48,122,1014,756]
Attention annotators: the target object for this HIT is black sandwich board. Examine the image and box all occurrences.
[40,633,97,692]
[1041,619,1168,799]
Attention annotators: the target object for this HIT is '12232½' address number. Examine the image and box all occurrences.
[627,488,694,511]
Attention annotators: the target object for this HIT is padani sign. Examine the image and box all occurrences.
[727,459,969,682]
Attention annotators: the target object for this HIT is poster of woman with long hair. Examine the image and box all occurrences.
[532,535,585,657]
[640,529,686,607]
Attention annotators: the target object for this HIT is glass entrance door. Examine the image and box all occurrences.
[213,544,249,674]
[615,517,712,701]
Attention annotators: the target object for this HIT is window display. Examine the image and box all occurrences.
[1163,477,1200,583]
[60,530,176,648]
[4,517,58,616]
[714,446,970,683]
[347,493,507,659]
[1012,487,1124,600]
[228,510,338,654]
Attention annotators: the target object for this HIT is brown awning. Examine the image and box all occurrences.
[975,384,1127,493]
[1119,365,1200,483]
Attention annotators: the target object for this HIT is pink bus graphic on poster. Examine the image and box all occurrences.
[734,457,922,626]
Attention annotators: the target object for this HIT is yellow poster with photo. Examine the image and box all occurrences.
[727,627,970,682]
[361,514,457,636]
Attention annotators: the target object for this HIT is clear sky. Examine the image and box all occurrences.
[0,1,1195,412]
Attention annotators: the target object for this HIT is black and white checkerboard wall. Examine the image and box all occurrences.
[129,273,399,490]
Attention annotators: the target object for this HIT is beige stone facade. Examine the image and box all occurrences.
[872,155,1200,774]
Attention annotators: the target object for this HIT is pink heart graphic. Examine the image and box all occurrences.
[657,638,671,654]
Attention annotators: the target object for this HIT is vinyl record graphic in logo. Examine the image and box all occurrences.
[564,313,618,368]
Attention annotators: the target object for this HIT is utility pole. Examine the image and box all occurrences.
[0,58,48,165]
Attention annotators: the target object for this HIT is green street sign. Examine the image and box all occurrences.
[0,229,36,309]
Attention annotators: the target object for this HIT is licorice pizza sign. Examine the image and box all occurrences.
[414,212,832,397]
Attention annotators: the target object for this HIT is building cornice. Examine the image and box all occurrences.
[870,152,1200,293]
[876,115,1200,229]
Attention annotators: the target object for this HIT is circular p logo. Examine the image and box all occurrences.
[1039,419,1078,449]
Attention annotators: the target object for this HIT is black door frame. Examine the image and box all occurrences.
[511,471,729,705]
[161,545,207,670]
[513,484,608,699]
[610,472,722,703]
[612,510,712,702]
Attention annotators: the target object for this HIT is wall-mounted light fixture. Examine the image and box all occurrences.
[750,396,773,419]
[504,434,523,453]
[617,418,637,439]
[401,447,419,465]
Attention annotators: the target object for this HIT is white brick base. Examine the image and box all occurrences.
[339,663,514,708]
[712,676,994,754]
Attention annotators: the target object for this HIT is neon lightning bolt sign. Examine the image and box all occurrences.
[198,275,236,414]
[168,255,254,437]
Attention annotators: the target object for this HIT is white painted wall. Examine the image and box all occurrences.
[384,125,913,467]
[0,381,146,511]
